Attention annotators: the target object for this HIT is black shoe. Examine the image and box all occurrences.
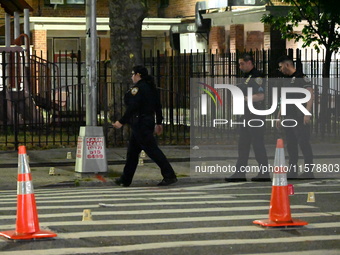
[157,178,178,186]
[225,173,247,182]
[114,178,130,187]
[251,174,271,182]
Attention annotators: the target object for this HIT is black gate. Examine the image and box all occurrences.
[0,49,338,148]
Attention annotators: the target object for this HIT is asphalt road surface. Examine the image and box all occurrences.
[0,179,340,254]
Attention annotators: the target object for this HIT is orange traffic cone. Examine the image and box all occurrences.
[0,146,57,240]
[253,139,308,227]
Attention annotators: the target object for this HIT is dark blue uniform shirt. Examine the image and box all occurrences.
[238,68,265,119]
[119,80,163,126]
[285,71,312,118]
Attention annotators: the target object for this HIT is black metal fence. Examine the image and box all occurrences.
[0,48,339,148]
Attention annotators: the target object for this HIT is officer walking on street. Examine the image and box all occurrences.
[276,55,314,179]
[112,65,178,187]
[225,54,270,182]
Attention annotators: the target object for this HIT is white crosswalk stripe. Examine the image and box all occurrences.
[0,183,339,254]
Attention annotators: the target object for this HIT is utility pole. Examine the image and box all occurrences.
[86,0,98,126]
[75,0,107,176]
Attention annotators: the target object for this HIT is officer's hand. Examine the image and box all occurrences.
[304,116,311,125]
[154,125,163,135]
[113,121,123,129]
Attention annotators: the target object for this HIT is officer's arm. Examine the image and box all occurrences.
[251,93,264,102]
[304,87,313,124]
[276,109,281,129]
[155,89,163,125]
[154,89,164,135]
[277,109,281,119]
[155,105,163,125]
[250,76,264,102]
[305,87,313,113]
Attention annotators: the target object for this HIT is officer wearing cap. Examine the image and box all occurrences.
[225,54,270,182]
[112,65,177,187]
[276,55,314,179]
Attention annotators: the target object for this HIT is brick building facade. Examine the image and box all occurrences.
[0,0,303,60]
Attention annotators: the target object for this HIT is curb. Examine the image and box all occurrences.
[0,155,338,169]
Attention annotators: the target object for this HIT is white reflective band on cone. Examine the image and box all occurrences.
[18,156,31,174]
[272,174,288,186]
[17,181,34,195]
[274,150,285,167]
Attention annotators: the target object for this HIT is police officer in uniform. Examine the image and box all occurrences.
[112,65,177,186]
[225,54,270,182]
[276,56,314,179]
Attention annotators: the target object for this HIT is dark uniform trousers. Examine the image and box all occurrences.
[284,119,313,172]
[236,121,268,173]
[121,118,176,186]
[230,67,268,178]
[281,71,314,176]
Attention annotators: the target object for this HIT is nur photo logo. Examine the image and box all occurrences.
[198,82,223,115]
[194,78,313,128]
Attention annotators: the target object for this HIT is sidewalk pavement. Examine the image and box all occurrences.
[0,143,339,190]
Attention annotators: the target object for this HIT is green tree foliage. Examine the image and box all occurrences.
[262,0,340,135]
[262,0,340,77]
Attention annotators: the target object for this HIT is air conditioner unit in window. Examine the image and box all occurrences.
[50,0,64,4]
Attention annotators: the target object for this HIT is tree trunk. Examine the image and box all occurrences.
[108,0,147,145]
[320,48,332,136]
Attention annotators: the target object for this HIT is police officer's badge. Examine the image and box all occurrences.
[131,87,139,96]
[255,77,263,85]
